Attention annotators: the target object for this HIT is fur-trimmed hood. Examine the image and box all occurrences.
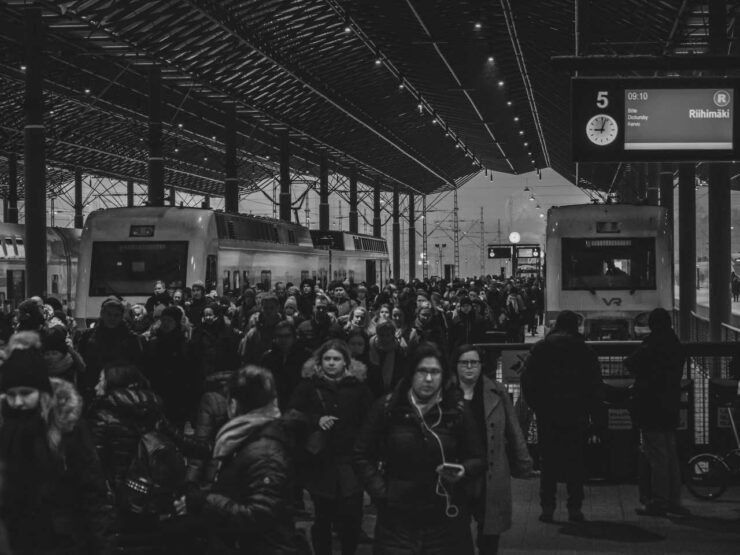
[301,356,367,382]
[47,377,84,434]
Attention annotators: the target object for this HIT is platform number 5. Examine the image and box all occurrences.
[596,91,609,108]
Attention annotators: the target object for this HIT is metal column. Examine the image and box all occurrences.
[7,152,18,224]
[708,0,730,340]
[319,153,329,231]
[392,184,400,282]
[373,183,381,238]
[279,130,291,221]
[659,164,674,227]
[127,179,134,207]
[74,169,84,228]
[453,188,459,279]
[24,7,46,297]
[678,164,696,340]
[422,196,428,279]
[224,103,239,214]
[148,66,165,206]
[348,168,358,234]
[169,186,176,207]
[408,193,415,281]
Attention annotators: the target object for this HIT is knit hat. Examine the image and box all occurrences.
[284,296,298,312]
[17,299,45,331]
[40,327,69,354]
[100,296,125,312]
[0,348,52,393]
[191,280,205,291]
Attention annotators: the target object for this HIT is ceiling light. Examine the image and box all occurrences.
[536,204,541,209]
[513,116,519,122]
[524,142,529,146]
[203,156,208,161]
[529,194,535,201]
[506,101,512,106]
[20,65,26,71]
[398,82,405,90]
[174,147,179,153]
[498,80,504,87]
[455,143,461,149]
[539,213,544,218]
[519,130,524,135]
[344,25,351,33]
[212,135,216,140]
[524,186,530,191]
[84,88,91,94]
[375,58,382,66]
[178,123,183,129]
[417,103,423,113]
[474,22,482,29]
[432,118,438,124]
[487,56,494,63]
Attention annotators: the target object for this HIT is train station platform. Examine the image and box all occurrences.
[340,481,740,554]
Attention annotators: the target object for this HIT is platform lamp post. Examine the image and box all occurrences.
[434,243,447,277]
[317,235,334,288]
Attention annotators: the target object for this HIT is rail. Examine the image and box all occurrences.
[722,322,740,342]
[474,340,739,450]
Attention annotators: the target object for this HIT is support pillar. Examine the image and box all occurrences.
[169,186,176,207]
[708,0,730,341]
[224,103,239,214]
[408,193,415,281]
[127,180,134,207]
[708,163,731,340]
[148,66,165,206]
[646,163,659,205]
[202,195,210,209]
[348,168,358,233]
[373,184,381,238]
[659,164,674,227]
[392,184,400,283]
[422,196,428,279]
[678,164,696,341]
[24,7,46,297]
[7,152,18,224]
[279,130,291,222]
[74,169,84,228]
[319,153,329,231]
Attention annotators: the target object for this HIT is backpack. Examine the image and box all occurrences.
[121,430,187,520]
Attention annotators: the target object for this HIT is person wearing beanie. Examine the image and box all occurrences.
[298,280,316,321]
[238,294,284,365]
[16,299,45,332]
[283,296,302,326]
[178,365,303,554]
[40,327,86,384]
[0,344,112,553]
[190,302,240,380]
[186,280,208,328]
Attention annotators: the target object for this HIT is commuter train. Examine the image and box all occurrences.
[0,223,81,311]
[545,204,672,340]
[75,207,389,327]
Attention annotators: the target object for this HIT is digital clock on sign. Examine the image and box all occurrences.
[586,114,619,146]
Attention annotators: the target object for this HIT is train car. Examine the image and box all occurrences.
[545,204,672,340]
[0,223,81,311]
[309,230,389,288]
[76,207,388,326]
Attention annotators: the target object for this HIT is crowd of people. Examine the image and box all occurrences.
[0,272,692,555]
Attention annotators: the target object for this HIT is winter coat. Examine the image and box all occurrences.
[408,316,449,357]
[469,377,533,535]
[521,330,605,432]
[76,323,143,401]
[145,291,173,318]
[186,297,208,328]
[89,386,165,494]
[143,329,198,424]
[260,344,312,410]
[190,319,241,379]
[352,381,485,520]
[186,390,229,484]
[450,310,486,350]
[365,338,408,398]
[288,360,374,499]
[296,317,345,351]
[624,329,686,430]
[238,314,283,364]
[198,416,300,554]
[0,379,113,554]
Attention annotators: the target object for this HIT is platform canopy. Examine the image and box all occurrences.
[0,1,734,199]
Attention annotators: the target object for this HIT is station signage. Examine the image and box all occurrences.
[488,246,512,259]
[572,77,740,162]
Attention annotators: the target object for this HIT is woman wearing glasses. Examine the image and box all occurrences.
[353,343,484,554]
[453,344,535,555]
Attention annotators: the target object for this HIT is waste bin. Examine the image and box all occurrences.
[708,378,739,454]
[603,378,638,482]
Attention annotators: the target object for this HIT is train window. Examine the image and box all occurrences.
[301,270,310,282]
[348,270,355,281]
[223,270,231,293]
[51,274,60,294]
[15,238,24,258]
[242,271,250,288]
[562,238,656,291]
[89,241,189,297]
[233,270,240,292]
[5,238,15,257]
[0,239,6,258]
[260,270,272,290]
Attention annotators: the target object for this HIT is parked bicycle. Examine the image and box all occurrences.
[686,403,740,500]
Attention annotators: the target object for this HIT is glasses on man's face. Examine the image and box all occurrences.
[457,359,481,368]
[416,368,443,378]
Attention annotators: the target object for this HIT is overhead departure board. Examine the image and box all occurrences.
[572,77,740,162]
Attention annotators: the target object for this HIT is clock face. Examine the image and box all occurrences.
[586,114,619,146]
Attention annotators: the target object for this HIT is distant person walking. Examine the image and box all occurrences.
[521,310,605,523]
[624,308,691,517]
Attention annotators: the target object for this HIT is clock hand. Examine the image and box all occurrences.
[598,117,606,132]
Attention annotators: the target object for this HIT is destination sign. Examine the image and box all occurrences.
[572,77,740,162]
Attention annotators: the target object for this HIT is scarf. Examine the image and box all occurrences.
[212,402,281,460]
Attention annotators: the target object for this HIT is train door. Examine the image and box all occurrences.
[206,255,217,292]
[6,269,25,307]
[365,260,376,286]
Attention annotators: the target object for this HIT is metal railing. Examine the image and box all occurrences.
[475,340,738,449]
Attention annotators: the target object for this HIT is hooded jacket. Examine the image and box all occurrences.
[624,329,686,430]
[288,357,374,499]
[0,378,113,554]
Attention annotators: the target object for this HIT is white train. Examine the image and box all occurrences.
[545,204,673,340]
[75,207,389,326]
[0,223,81,312]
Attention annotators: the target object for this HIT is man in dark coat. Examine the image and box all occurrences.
[180,365,303,555]
[260,321,312,411]
[145,280,173,319]
[296,295,344,352]
[186,280,208,328]
[521,310,605,522]
[624,307,690,517]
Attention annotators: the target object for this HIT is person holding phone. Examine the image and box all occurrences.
[353,343,484,555]
[453,345,536,555]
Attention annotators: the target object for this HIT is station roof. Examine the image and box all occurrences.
[0,1,735,199]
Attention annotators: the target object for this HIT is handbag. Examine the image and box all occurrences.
[303,388,327,456]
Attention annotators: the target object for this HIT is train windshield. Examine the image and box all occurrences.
[89,241,188,296]
[562,237,656,291]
